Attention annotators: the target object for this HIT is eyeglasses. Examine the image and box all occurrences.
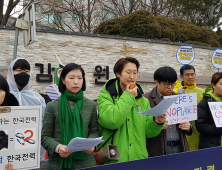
[161,82,176,88]
[184,73,195,77]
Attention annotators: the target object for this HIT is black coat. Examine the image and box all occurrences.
[196,96,222,149]
[8,93,19,106]
[1,93,19,106]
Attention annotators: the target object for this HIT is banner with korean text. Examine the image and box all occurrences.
[164,93,197,124]
[208,102,222,127]
[0,106,42,170]
[83,146,221,170]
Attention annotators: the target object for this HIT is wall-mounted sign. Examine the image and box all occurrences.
[35,63,53,82]
[93,65,109,84]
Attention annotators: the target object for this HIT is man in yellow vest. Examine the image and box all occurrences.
[174,64,203,151]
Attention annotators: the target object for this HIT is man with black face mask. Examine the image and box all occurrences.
[7,58,46,117]
[13,61,30,90]
[7,58,47,167]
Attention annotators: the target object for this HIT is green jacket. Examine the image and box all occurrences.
[97,79,164,164]
[41,97,99,170]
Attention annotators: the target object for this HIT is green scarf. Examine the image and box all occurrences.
[202,86,222,102]
[59,90,87,169]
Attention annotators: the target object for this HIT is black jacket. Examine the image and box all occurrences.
[196,96,222,149]
[2,93,19,106]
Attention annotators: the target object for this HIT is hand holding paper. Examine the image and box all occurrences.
[83,147,95,154]
[59,145,72,158]
[155,113,166,124]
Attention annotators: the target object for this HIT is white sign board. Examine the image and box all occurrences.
[208,102,222,127]
[176,44,195,65]
[164,93,197,125]
[211,48,222,70]
[0,106,42,170]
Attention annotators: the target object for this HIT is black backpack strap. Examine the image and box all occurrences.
[101,129,118,148]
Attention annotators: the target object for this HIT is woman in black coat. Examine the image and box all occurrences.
[196,72,222,149]
[0,75,18,170]
[0,74,19,106]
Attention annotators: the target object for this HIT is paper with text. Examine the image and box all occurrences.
[66,137,104,152]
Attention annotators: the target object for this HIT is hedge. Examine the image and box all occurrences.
[94,10,220,47]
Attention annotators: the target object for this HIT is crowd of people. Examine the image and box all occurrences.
[1,57,222,170]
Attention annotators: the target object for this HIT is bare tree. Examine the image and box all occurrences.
[36,0,102,33]
[97,0,177,18]
[139,0,175,16]
[34,0,191,33]
[63,0,100,33]
[97,0,142,17]
[0,0,33,26]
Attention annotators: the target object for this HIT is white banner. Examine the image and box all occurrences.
[164,93,197,125]
[0,106,42,170]
[208,102,222,127]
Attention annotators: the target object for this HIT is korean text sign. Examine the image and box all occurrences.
[0,106,42,170]
[208,102,222,127]
[176,44,195,65]
[164,93,197,124]
[211,48,222,70]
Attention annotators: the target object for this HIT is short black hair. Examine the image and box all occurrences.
[113,57,140,77]
[154,66,177,83]
[13,59,30,70]
[180,64,195,76]
[0,74,10,106]
[58,63,86,93]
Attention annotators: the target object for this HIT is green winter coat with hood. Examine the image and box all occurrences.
[97,78,164,164]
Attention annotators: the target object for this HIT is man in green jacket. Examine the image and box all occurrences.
[97,57,166,164]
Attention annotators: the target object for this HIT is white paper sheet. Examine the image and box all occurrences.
[139,96,178,117]
[66,137,104,152]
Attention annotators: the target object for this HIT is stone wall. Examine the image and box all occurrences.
[0,27,217,100]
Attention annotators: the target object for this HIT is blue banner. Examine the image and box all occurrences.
[84,147,222,170]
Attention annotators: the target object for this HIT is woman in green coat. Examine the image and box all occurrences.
[41,63,99,170]
[97,57,166,164]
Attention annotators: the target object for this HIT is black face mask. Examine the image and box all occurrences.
[14,72,30,87]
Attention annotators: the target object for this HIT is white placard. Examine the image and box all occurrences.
[211,48,222,70]
[0,106,42,170]
[208,102,222,127]
[164,93,197,125]
[176,44,195,65]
